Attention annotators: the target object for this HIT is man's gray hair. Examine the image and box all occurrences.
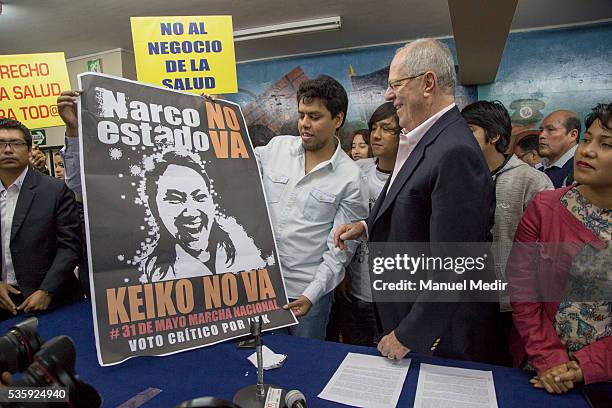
[397,39,456,96]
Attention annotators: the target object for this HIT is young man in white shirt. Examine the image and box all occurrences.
[255,75,368,339]
[337,102,400,345]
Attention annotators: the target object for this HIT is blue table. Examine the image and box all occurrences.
[0,301,606,407]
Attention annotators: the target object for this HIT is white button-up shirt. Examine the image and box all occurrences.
[388,103,456,189]
[255,136,368,304]
[362,103,456,238]
[542,144,577,170]
[1,166,29,285]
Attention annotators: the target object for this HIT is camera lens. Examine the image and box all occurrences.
[14,336,102,408]
[0,317,43,373]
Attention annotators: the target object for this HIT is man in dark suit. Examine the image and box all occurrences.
[0,118,82,320]
[335,39,497,363]
[539,110,580,188]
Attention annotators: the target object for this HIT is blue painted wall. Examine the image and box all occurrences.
[228,22,612,146]
[478,23,612,125]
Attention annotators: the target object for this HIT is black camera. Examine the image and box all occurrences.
[0,318,43,373]
[12,335,102,407]
[0,318,101,408]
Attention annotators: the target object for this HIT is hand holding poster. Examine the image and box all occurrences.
[131,16,237,94]
[0,52,71,128]
[78,73,295,365]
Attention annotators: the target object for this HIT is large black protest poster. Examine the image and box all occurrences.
[78,73,296,366]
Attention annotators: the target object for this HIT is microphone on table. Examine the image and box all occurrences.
[233,317,286,407]
[285,390,307,408]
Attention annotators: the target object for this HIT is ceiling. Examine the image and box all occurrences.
[1,0,611,62]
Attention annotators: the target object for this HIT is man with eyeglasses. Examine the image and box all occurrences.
[514,131,545,169]
[335,39,497,364]
[539,110,581,188]
[0,118,82,320]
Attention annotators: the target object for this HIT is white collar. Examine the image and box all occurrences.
[400,103,456,142]
[543,144,577,169]
[293,136,343,171]
[0,166,28,193]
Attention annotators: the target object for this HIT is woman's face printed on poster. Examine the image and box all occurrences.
[155,164,215,257]
[129,148,267,283]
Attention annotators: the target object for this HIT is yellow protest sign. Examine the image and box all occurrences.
[131,16,237,94]
[0,52,70,128]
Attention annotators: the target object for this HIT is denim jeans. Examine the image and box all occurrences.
[284,291,334,340]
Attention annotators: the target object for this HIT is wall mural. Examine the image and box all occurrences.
[226,23,612,151]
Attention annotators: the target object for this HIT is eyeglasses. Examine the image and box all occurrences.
[387,72,426,91]
[0,141,28,149]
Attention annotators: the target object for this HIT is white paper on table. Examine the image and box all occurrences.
[318,352,411,408]
[413,363,498,408]
[247,345,287,370]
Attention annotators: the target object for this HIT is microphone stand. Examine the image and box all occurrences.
[254,318,265,400]
[233,317,286,408]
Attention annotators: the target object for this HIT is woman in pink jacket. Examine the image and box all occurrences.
[508,102,611,394]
